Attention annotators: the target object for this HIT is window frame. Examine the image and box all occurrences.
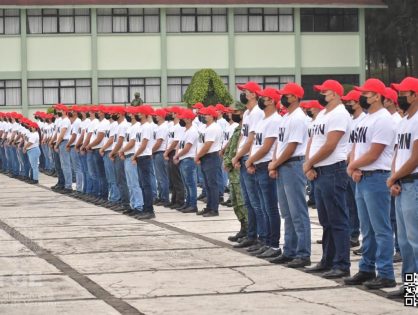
[97,8,160,33]
[166,8,228,33]
[0,9,20,35]
[0,80,22,106]
[234,8,294,33]
[300,8,359,32]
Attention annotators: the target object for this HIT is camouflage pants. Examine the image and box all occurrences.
[230,181,247,223]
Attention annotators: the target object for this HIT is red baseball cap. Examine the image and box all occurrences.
[124,106,139,114]
[309,100,325,110]
[152,109,167,118]
[178,109,196,120]
[314,80,344,97]
[391,77,418,94]
[278,83,304,99]
[215,103,225,112]
[169,106,183,115]
[237,81,261,93]
[199,106,219,118]
[256,88,281,103]
[354,78,386,96]
[192,102,204,109]
[384,87,398,104]
[88,105,99,112]
[341,90,361,102]
[137,105,154,116]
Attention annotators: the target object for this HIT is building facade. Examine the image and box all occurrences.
[0,0,385,116]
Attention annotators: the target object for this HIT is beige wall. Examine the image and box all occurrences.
[0,37,21,72]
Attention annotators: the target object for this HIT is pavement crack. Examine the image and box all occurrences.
[231,268,257,293]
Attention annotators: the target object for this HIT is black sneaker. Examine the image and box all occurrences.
[364,277,397,290]
[233,238,257,248]
[134,211,156,220]
[304,262,331,273]
[287,257,311,268]
[353,247,363,256]
[246,242,264,252]
[350,238,360,248]
[257,247,282,259]
[169,203,181,209]
[203,211,219,217]
[197,208,210,216]
[250,245,269,256]
[387,286,404,299]
[181,206,198,213]
[344,271,376,285]
[268,254,294,264]
[197,194,206,201]
[322,268,350,279]
[176,204,187,211]
[393,251,402,263]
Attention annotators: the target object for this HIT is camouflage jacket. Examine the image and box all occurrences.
[223,125,241,183]
[131,98,143,106]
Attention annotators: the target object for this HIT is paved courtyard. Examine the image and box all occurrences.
[0,173,414,315]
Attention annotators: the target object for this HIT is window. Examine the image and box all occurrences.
[0,9,20,35]
[98,78,161,104]
[301,74,359,100]
[234,8,293,32]
[28,79,91,105]
[27,9,90,34]
[301,8,358,32]
[0,80,21,106]
[235,75,294,99]
[97,8,159,33]
[167,8,227,33]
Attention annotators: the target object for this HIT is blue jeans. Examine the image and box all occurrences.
[314,161,350,271]
[27,147,40,180]
[179,158,197,208]
[346,179,360,239]
[356,171,395,280]
[151,159,157,199]
[114,156,130,205]
[93,149,108,199]
[153,152,169,203]
[395,179,418,279]
[21,148,31,178]
[136,155,154,212]
[103,151,121,202]
[390,197,400,252]
[87,151,99,196]
[58,141,72,189]
[16,147,25,176]
[254,162,280,248]
[277,160,311,258]
[53,147,65,187]
[124,154,144,211]
[201,152,221,212]
[70,147,83,192]
[79,152,92,194]
[240,155,263,241]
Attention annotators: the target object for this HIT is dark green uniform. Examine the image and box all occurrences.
[131,97,143,107]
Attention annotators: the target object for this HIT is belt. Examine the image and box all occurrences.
[125,153,134,158]
[254,161,270,170]
[283,156,304,164]
[361,170,390,177]
[399,173,418,184]
[202,151,219,158]
[314,161,347,175]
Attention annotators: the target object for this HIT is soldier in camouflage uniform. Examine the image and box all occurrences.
[130,92,143,107]
[223,102,247,242]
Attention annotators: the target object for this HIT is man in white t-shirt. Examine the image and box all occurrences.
[386,76,418,299]
[195,106,223,217]
[174,109,199,213]
[244,88,282,259]
[267,83,311,267]
[65,107,83,193]
[304,80,351,279]
[232,81,265,250]
[344,78,396,289]
[342,90,366,251]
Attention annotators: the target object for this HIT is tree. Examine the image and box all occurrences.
[183,69,234,107]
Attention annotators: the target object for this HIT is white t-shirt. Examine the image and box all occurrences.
[60,117,72,141]
[392,112,402,125]
[117,120,130,141]
[217,117,229,132]
[179,126,199,160]
[353,108,396,171]
[276,107,308,159]
[197,123,206,151]
[238,105,265,153]
[251,112,281,164]
[222,122,239,149]
[167,122,185,149]
[309,104,351,167]
[135,122,153,157]
[124,122,140,155]
[92,119,110,149]
[155,122,169,152]
[105,121,119,151]
[87,118,99,144]
[395,112,418,174]
[347,112,367,154]
[70,118,81,145]
[27,131,39,150]
[149,122,158,149]
[203,122,223,153]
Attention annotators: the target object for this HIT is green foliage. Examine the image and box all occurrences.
[342,84,355,94]
[183,69,234,107]
[46,107,54,114]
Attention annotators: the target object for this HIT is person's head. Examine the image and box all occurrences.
[278,83,304,109]
[199,106,218,125]
[134,92,140,100]
[178,109,195,128]
[192,102,204,115]
[391,77,418,114]
[314,80,344,107]
[136,105,154,123]
[256,88,281,112]
[237,81,261,106]
[354,78,386,111]
[152,109,167,125]
[96,105,107,120]
[229,101,246,124]
[170,106,183,123]
[382,87,398,114]
[307,101,324,118]
[342,90,362,116]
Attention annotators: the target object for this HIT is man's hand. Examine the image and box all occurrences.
[386,175,397,189]
[352,169,363,183]
[268,161,276,172]
[269,169,277,179]
[65,145,71,152]
[118,151,125,160]
[390,183,401,197]
[131,155,137,165]
[303,160,313,174]
[306,169,317,181]
[194,157,200,165]
[99,148,104,157]
[246,165,255,174]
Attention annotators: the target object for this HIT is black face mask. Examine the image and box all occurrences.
[240,93,249,105]
[57,112,63,117]
[281,95,291,108]
[165,113,173,121]
[125,115,132,123]
[51,117,56,123]
[104,113,111,120]
[398,95,413,112]
[179,119,186,127]
[94,113,100,119]
[345,105,355,115]
[77,113,83,119]
[152,117,158,124]
[359,95,371,110]
[231,113,242,123]
[86,113,90,118]
[134,115,141,122]
[317,94,328,107]
[222,113,230,122]
[112,114,119,121]
[68,112,74,118]
[258,98,267,110]
[306,110,313,118]
[200,116,207,124]
[39,118,44,122]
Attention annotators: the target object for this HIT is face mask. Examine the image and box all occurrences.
[86,113,90,118]
[77,113,83,119]
[152,116,158,124]
[258,98,267,110]
[57,112,63,117]
[52,117,56,123]
[231,113,242,123]
[179,119,186,127]
[240,93,249,105]
[200,116,207,124]
[281,95,291,108]
[112,114,119,121]
[39,118,44,122]
[125,115,132,123]
[134,115,141,122]
[359,95,371,110]
[317,94,328,107]
[398,95,412,112]
[46,119,50,123]
[104,113,111,120]
[94,113,99,119]
[68,112,74,118]
[306,110,313,118]
[345,105,355,115]
[222,113,230,122]
[165,113,173,121]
